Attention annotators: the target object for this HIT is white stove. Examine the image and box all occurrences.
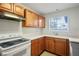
[0,34,31,56]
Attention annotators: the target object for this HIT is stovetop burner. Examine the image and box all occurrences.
[0,38,29,48]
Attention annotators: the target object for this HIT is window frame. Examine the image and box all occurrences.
[49,16,69,32]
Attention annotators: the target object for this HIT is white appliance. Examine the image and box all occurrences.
[70,41,79,56]
[0,34,31,56]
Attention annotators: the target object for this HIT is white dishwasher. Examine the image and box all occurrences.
[71,41,79,56]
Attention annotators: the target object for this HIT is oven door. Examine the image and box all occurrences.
[1,43,30,56]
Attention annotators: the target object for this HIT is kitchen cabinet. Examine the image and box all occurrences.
[22,12,45,28]
[31,39,39,56]
[45,37,55,53]
[45,37,69,56]
[32,13,39,27]
[23,10,38,27]
[13,4,25,17]
[38,16,45,28]
[38,37,45,54]
[0,3,25,17]
[31,36,69,56]
[0,3,45,27]
[55,38,69,56]
[0,3,13,12]
[24,10,34,27]
[31,37,45,56]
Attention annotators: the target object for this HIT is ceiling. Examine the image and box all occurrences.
[22,3,79,15]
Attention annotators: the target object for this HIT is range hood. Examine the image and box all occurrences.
[0,11,24,22]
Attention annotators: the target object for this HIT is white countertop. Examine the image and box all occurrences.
[22,34,79,43]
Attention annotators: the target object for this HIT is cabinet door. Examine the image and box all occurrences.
[38,39,42,54]
[31,37,45,56]
[0,3,13,12]
[45,38,49,51]
[38,16,45,28]
[13,4,25,17]
[31,39,39,56]
[55,38,67,56]
[48,37,55,53]
[25,10,34,27]
[38,37,45,54]
[41,37,45,51]
[45,37,55,53]
[32,13,39,27]
[23,10,38,27]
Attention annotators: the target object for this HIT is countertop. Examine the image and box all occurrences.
[22,34,79,43]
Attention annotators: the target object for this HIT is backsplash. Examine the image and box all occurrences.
[22,28,42,38]
[0,18,42,38]
[0,19,21,34]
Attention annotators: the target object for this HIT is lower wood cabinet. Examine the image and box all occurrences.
[45,37,69,56]
[38,37,45,54]
[45,37,55,53]
[55,38,69,56]
[31,37,45,56]
[31,39,39,56]
[31,36,70,56]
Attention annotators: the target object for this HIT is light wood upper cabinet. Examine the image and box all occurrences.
[38,16,45,28]
[0,3,25,17]
[22,10,38,27]
[13,4,25,17]
[32,13,38,27]
[22,12,45,28]
[0,3,13,12]
[24,10,34,27]
[0,4,45,28]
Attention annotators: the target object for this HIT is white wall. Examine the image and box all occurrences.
[43,6,79,38]
[0,19,21,35]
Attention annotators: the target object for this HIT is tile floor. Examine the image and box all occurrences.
[40,51,57,56]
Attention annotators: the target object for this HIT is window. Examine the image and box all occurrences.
[49,16,68,31]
